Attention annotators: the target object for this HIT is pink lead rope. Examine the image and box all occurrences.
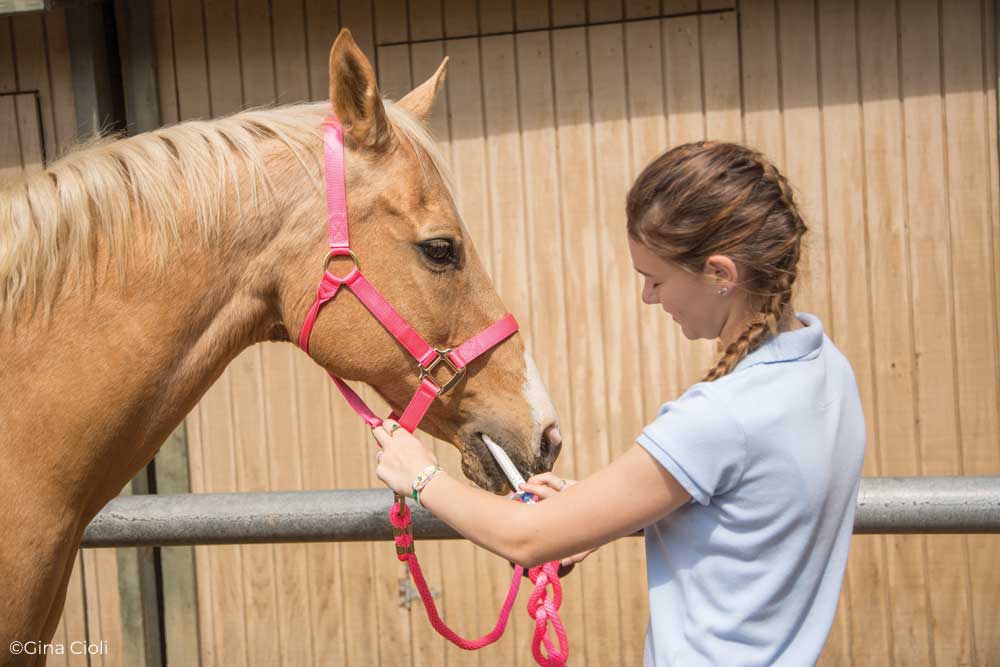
[298,116,569,666]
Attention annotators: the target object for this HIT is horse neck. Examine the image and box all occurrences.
[0,182,287,518]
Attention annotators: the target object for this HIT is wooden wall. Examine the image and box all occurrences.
[1,0,996,664]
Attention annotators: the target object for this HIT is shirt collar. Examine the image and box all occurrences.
[733,312,824,371]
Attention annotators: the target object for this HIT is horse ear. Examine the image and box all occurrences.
[328,28,392,150]
[397,57,448,121]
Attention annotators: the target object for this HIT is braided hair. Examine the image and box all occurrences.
[626,141,808,382]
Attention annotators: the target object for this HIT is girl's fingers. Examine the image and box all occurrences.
[525,472,562,488]
[371,427,390,448]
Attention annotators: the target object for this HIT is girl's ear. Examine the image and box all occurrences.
[703,254,739,286]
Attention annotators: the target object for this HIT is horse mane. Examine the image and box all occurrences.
[0,99,451,328]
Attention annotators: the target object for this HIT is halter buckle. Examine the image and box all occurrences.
[418,348,466,396]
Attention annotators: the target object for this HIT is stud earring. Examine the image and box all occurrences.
[718,287,728,296]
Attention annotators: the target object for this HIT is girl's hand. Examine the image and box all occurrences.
[518,472,599,568]
[371,419,439,496]
[518,471,578,499]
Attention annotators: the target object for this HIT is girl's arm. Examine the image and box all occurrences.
[372,422,691,568]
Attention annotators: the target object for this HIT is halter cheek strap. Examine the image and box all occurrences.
[297,116,519,433]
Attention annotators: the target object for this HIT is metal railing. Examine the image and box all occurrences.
[80,476,1000,548]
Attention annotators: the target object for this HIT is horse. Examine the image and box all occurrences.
[0,29,562,664]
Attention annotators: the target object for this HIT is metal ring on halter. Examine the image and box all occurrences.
[418,348,466,395]
[323,248,361,278]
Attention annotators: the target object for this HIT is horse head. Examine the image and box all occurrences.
[275,30,562,492]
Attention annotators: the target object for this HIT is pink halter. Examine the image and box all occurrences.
[297,116,569,666]
[297,116,519,433]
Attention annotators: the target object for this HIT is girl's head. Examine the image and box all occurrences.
[626,141,808,382]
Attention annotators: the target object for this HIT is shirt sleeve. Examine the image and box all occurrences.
[636,384,748,506]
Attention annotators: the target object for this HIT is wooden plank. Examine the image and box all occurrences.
[55,554,89,667]
[0,94,22,177]
[189,378,247,667]
[150,0,179,124]
[335,393,388,667]
[297,379,347,664]
[81,548,124,667]
[156,429,202,667]
[272,0,310,104]
[514,0,548,30]
[255,345,314,666]
[551,0,585,27]
[664,0,697,15]
[814,1,892,664]
[305,0,340,101]
[376,43,411,100]
[625,13,674,420]
[228,355,282,666]
[374,0,407,45]
[896,2,975,664]
[169,0,211,119]
[14,92,43,166]
[202,0,242,115]
[856,2,933,663]
[989,0,1000,436]
[479,0,513,34]
[10,13,56,150]
[739,0,783,161]
[551,25,621,666]
[115,534,162,666]
[0,18,14,93]
[442,0,476,37]
[587,21,647,667]
[339,0,376,65]
[941,1,1000,663]
[113,0,161,135]
[43,11,77,155]
[588,0,621,23]
[235,0,274,109]
[775,0,829,324]
[409,0,444,41]
[624,0,659,19]
[700,8,740,141]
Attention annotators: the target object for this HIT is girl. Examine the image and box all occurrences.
[372,141,866,666]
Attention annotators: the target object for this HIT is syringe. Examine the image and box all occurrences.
[481,434,536,504]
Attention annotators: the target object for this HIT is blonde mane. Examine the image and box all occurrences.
[0,99,451,328]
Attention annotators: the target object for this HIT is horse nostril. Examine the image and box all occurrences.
[540,424,563,463]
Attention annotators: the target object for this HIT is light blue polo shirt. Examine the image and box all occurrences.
[636,312,866,666]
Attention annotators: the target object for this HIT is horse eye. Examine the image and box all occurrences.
[420,239,458,267]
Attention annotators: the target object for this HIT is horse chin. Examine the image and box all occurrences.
[459,435,519,494]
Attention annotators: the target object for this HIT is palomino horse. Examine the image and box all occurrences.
[0,29,562,664]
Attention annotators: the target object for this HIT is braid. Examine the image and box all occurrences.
[700,154,806,382]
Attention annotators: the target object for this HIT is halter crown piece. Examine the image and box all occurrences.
[297,116,569,666]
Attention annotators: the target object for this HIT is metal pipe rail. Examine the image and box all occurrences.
[80,476,1000,548]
